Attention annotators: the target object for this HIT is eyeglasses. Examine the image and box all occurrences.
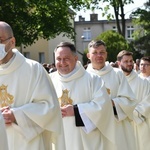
[0,37,12,44]
[140,64,150,67]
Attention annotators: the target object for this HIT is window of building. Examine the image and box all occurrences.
[82,27,91,41]
[39,52,45,63]
[126,26,134,39]
[23,52,30,58]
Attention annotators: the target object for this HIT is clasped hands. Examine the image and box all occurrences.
[0,106,16,125]
[61,104,74,118]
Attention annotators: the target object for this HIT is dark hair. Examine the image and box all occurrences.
[88,40,106,51]
[140,56,150,63]
[117,50,133,61]
[54,42,77,55]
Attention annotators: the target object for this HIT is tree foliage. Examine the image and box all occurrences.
[132,0,150,56]
[0,0,76,47]
[95,30,130,62]
[102,0,134,37]
[0,0,138,48]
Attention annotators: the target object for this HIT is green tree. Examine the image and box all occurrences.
[95,30,129,62]
[101,0,134,37]
[132,1,150,56]
[95,30,142,61]
[0,0,139,48]
[0,0,75,47]
[82,49,89,66]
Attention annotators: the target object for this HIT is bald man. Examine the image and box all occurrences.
[0,21,65,150]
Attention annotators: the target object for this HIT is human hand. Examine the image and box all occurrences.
[61,105,74,118]
[1,107,16,125]
[0,106,10,112]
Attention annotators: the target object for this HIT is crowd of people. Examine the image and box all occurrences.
[0,21,149,150]
[42,62,57,73]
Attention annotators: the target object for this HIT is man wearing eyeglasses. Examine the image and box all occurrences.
[139,56,150,82]
[117,50,150,150]
[0,21,65,150]
[86,40,137,150]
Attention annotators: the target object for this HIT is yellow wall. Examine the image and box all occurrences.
[21,35,74,64]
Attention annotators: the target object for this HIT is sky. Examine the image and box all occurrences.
[75,0,148,21]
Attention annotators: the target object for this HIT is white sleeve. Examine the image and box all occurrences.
[11,107,44,141]
[78,104,96,134]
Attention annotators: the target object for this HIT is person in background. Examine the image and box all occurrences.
[110,61,119,68]
[86,39,137,150]
[49,63,57,73]
[117,50,150,150]
[0,21,65,150]
[42,63,50,73]
[134,58,141,74]
[50,41,117,150]
[0,112,8,150]
[139,56,150,82]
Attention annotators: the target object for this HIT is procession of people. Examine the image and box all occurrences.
[0,21,149,150]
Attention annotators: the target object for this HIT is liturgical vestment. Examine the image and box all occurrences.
[126,70,150,150]
[0,49,65,150]
[87,62,137,150]
[139,73,150,83]
[0,112,8,150]
[50,61,117,150]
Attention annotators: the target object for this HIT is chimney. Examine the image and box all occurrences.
[79,16,85,21]
[90,14,98,21]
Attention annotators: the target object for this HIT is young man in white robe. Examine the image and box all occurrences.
[117,50,150,150]
[139,56,150,82]
[0,21,65,150]
[50,42,117,150]
[86,40,137,150]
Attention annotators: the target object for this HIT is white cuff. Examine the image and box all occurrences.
[133,109,145,124]
[78,105,96,134]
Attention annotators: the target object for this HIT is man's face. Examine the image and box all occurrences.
[119,55,134,74]
[55,46,78,75]
[87,45,107,69]
[0,29,14,53]
[140,60,150,76]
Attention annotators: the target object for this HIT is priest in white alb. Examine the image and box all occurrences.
[86,40,137,150]
[0,112,8,150]
[117,50,150,150]
[50,42,117,150]
[0,21,65,150]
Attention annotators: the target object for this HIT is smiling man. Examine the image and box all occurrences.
[49,41,117,150]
